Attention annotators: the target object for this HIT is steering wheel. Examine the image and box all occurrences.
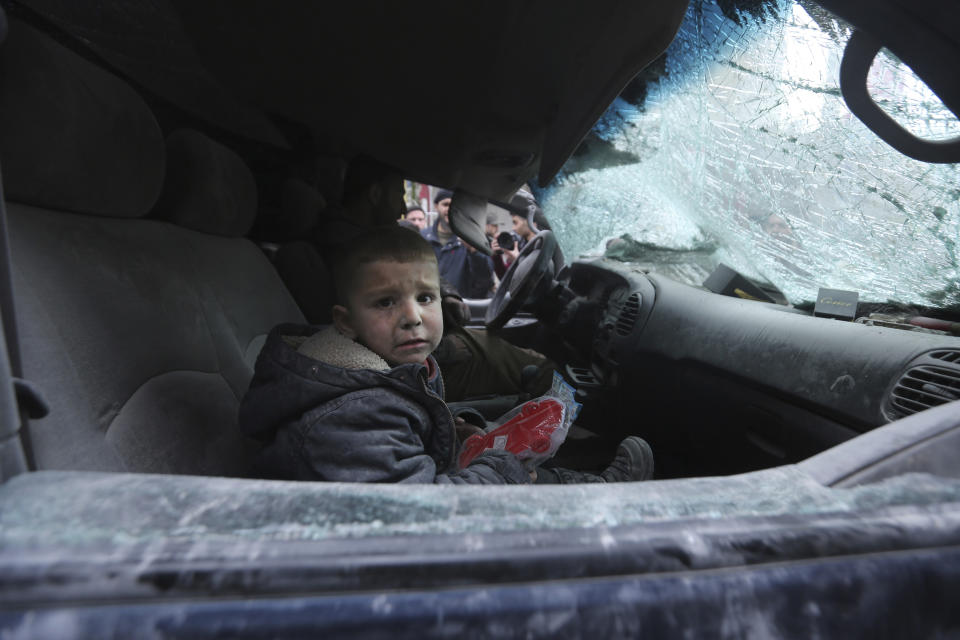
[485,230,559,330]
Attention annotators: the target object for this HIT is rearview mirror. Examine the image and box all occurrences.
[448,190,493,256]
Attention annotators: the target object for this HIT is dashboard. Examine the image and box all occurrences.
[553,259,960,476]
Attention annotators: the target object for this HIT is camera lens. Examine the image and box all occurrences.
[497,231,515,251]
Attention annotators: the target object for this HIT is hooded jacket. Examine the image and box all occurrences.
[239,324,531,484]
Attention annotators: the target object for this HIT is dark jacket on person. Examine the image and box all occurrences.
[422,221,493,299]
[239,324,531,484]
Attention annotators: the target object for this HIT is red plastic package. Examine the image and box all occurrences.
[458,397,568,470]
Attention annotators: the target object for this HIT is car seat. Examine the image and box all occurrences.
[0,19,303,476]
[266,177,336,326]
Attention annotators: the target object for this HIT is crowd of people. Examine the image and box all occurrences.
[398,185,543,299]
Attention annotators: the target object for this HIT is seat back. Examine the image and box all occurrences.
[0,19,303,475]
[266,177,337,326]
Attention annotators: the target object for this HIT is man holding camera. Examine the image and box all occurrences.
[490,188,546,278]
[488,214,520,280]
[511,208,539,249]
[423,189,495,299]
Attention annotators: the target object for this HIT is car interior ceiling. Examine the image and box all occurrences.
[0,5,959,487]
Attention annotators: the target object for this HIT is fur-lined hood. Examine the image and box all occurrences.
[294,325,389,371]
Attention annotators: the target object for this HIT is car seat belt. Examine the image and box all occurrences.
[0,162,44,476]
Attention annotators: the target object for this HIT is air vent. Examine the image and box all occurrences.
[615,293,641,336]
[890,365,960,417]
[930,349,960,364]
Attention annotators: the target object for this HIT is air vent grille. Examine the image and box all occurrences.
[930,349,960,364]
[890,365,960,417]
[615,293,641,336]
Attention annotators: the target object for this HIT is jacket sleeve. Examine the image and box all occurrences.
[295,389,530,484]
[438,449,532,484]
[438,278,470,329]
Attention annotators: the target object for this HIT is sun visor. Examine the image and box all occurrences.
[168,1,689,200]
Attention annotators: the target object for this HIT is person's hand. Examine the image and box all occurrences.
[490,236,502,254]
[442,294,470,327]
[529,468,538,482]
[505,245,520,263]
[454,416,485,445]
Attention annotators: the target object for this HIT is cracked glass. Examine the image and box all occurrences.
[536,0,960,310]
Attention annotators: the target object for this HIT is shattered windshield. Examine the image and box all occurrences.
[536,0,960,309]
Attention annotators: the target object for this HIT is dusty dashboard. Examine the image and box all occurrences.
[561,259,960,431]
[556,260,960,477]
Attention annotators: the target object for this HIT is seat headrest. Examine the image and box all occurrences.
[280,178,325,236]
[252,177,325,242]
[0,19,165,217]
[152,129,258,237]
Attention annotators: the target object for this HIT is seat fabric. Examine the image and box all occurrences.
[1,18,303,475]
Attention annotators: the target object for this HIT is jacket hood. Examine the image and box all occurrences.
[297,326,390,371]
[239,324,442,442]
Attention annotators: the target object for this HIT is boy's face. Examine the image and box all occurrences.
[333,259,443,366]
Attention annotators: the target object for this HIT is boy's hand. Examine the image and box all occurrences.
[454,416,485,444]
[455,416,537,482]
[442,294,470,328]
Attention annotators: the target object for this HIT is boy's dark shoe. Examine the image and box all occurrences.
[544,436,654,484]
[601,436,655,482]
